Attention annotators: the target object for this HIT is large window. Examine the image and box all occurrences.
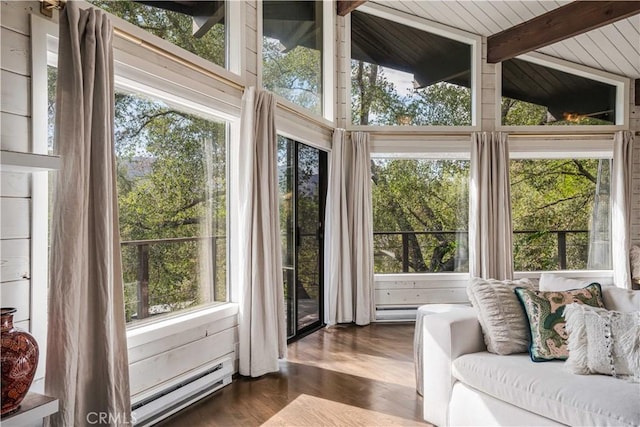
[372,158,469,273]
[501,57,620,126]
[511,158,612,271]
[47,71,229,325]
[351,11,473,126]
[116,91,228,323]
[262,0,323,115]
[89,0,226,69]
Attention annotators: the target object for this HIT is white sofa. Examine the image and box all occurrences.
[422,307,640,426]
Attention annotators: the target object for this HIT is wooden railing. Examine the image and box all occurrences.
[121,236,224,320]
[373,230,590,273]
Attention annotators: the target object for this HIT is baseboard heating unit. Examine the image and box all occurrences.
[375,306,418,322]
[132,356,233,426]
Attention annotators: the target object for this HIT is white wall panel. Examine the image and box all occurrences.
[129,326,237,397]
[1,70,31,116]
[1,112,31,152]
[1,172,30,198]
[0,239,30,282]
[0,280,31,321]
[1,198,30,239]
[1,28,30,76]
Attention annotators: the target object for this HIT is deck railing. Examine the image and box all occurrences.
[121,235,224,320]
[373,229,590,273]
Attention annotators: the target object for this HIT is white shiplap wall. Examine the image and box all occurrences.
[1,0,39,358]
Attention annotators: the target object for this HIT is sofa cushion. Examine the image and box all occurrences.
[466,278,534,354]
[452,352,640,427]
[564,303,640,381]
[601,287,640,312]
[515,284,604,361]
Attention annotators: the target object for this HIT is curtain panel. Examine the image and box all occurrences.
[611,131,635,289]
[237,87,287,377]
[46,3,131,426]
[324,130,374,326]
[469,132,514,280]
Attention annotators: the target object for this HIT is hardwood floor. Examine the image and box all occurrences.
[157,323,425,426]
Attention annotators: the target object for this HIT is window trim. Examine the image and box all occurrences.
[345,3,482,132]
[496,52,630,132]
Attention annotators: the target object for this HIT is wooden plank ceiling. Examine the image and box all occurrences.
[372,0,640,80]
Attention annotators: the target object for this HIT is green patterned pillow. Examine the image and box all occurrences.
[515,283,605,362]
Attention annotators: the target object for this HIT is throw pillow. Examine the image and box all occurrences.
[539,273,589,291]
[515,283,605,362]
[601,287,640,312]
[631,245,640,279]
[564,303,640,382]
[466,278,535,355]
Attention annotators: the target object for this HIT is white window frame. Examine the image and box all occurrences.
[31,9,241,376]
[258,0,336,124]
[370,135,471,283]
[508,135,615,278]
[496,52,630,133]
[345,3,482,132]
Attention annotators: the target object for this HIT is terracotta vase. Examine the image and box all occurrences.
[1,307,39,416]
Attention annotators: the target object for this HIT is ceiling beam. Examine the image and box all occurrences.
[337,0,367,16]
[487,1,640,63]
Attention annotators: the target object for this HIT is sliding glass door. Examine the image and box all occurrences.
[278,136,327,340]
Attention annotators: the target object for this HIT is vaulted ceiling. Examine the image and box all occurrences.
[371,1,640,79]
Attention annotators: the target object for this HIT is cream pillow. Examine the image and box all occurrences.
[467,278,535,355]
[602,287,640,312]
[564,303,640,382]
[631,245,640,279]
[539,273,588,291]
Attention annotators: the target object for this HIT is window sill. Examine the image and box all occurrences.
[126,303,239,349]
[374,272,470,282]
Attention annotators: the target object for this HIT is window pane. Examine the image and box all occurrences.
[263,0,323,115]
[89,1,226,68]
[501,58,616,126]
[511,159,611,271]
[114,91,227,323]
[372,159,469,273]
[351,11,472,126]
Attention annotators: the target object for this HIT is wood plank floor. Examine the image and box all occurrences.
[157,323,425,426]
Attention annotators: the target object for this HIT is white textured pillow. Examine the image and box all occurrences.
[539,273,589,291]
[467,278,535,355]
[564,303,640,382]
[602,287,640,312]
[631,245,640,279]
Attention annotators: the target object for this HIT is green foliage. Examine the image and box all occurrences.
[89,0,225,67]
[262,38,322,115]
[372,159,469,273]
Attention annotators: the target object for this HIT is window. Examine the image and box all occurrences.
[372,158,469,273]
[89,0,226,69]
[46,56,229,326]
[262,0,323,115]
[501,57,623,126]
[351,11,473,126]
[114,90,228,323]
[510,158,612,271]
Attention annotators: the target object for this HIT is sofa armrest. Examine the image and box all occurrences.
[422,307,485,426]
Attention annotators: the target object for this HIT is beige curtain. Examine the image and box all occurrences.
[46,3,131,426]
[237,87,287,377]
[325,131,374,326]
[612,131,635,289]
[324,129,353,324]
[469,132,514,280]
